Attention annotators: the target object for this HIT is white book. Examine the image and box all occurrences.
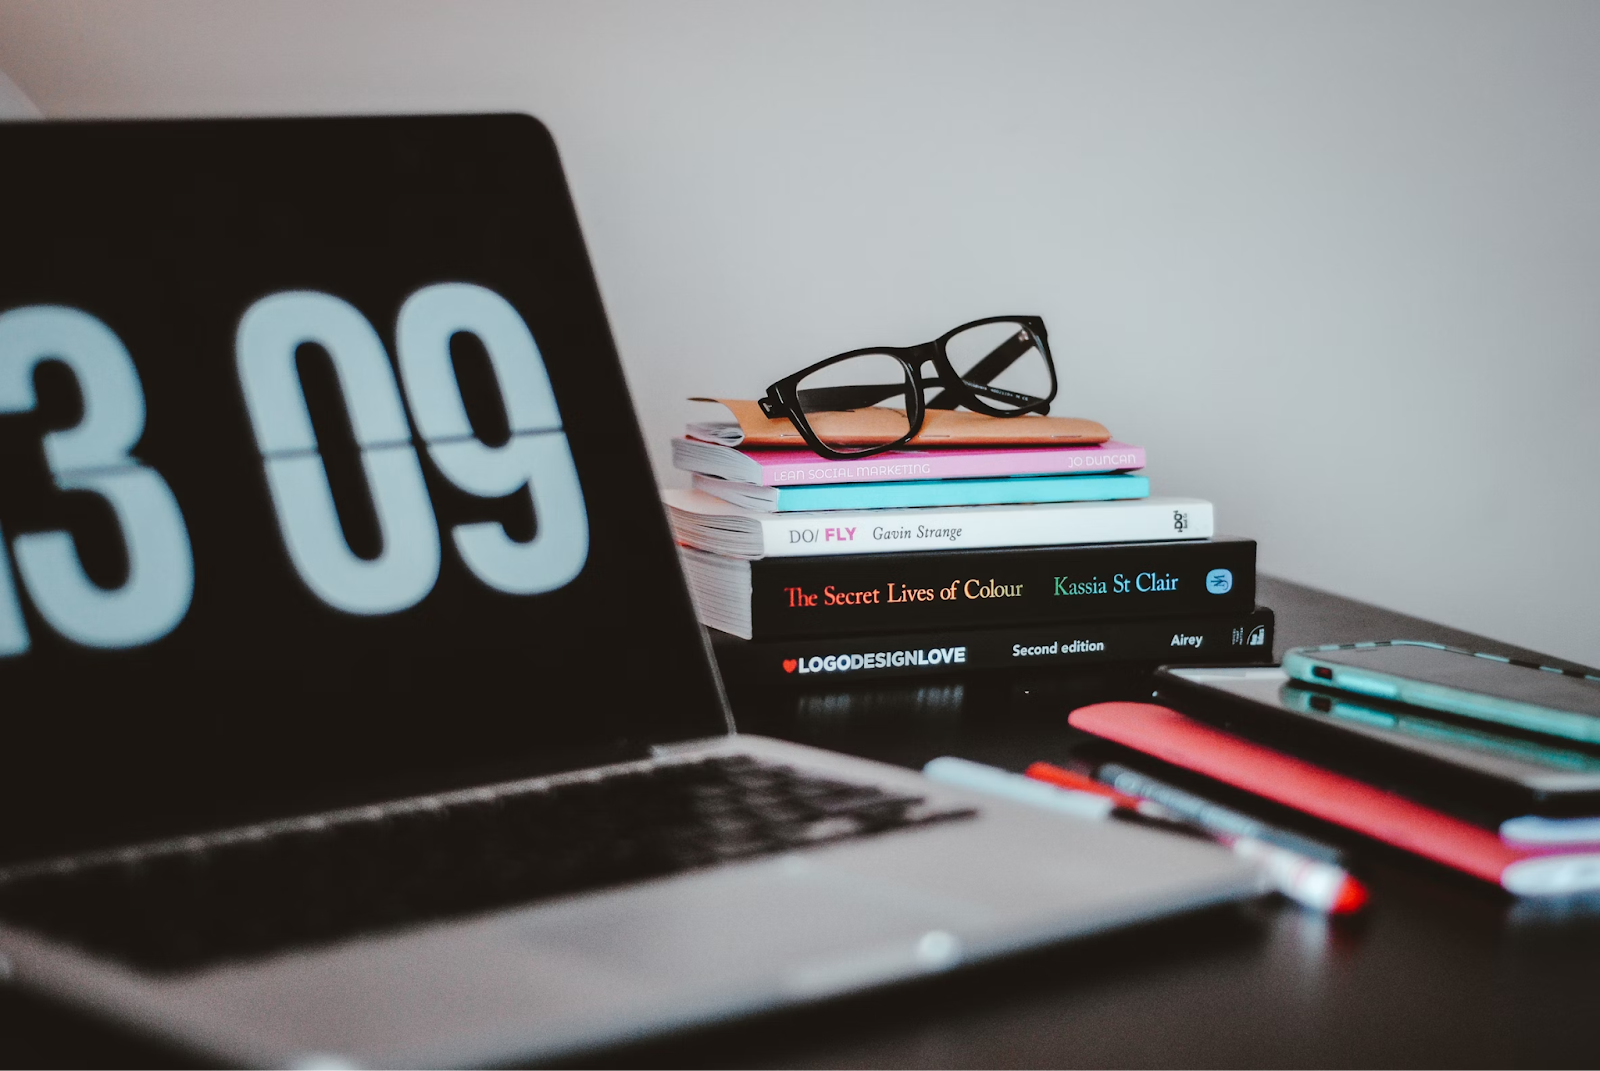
[676,547,756,637]
[661,488,1212,560]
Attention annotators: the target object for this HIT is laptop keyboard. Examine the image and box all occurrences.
[0,754,974,975]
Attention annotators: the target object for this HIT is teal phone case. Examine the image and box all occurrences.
[1281,641,1600,746]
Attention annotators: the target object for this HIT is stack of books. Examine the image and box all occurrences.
[665,403,1272,686]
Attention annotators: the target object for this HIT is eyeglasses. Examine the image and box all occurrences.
[758,315,1058,459]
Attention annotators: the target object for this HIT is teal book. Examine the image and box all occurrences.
[690,472,1150,512]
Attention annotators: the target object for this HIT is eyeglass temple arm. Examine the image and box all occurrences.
[924,332,1038,410]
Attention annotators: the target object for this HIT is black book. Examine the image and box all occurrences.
[679,537,1256,640]
[709,606,1274,686]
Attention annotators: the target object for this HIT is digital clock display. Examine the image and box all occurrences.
[0,116,725,865]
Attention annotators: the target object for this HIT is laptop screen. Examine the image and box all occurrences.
[0,115,728,866]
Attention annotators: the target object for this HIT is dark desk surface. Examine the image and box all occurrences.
[6,577,1600,1067]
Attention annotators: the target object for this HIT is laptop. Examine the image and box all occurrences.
[0,114,1258,1067]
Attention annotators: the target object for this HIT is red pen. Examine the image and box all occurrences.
[1025,762,1146,810]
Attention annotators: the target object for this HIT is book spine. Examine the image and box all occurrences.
[753,443,1147,486]
[749,539,1256,639]
[756,499,1210,556]
[770,473,1149,512]
[714,608,1274,685]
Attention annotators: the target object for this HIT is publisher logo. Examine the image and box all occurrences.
[1230,623,1266,645]
[1206,568,1233,594]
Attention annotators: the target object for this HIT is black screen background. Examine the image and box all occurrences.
[0,116,728,866]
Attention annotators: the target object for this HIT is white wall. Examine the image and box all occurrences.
[1,0,1597,664]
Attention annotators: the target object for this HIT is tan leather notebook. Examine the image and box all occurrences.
[687,398,1111,448]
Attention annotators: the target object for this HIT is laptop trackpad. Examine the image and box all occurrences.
[519,854,991,994]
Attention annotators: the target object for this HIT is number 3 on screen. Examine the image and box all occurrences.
[236,283,589,616]
[0,306,195,654]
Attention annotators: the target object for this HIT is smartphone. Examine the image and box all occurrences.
[1281,641,1600,746]
[1153,664,1600,817]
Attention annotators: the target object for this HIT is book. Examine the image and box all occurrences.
[671,436,1147,486]
[709,607,1274,685]
[690,471,1150,512]
[678,537,1256,640]
[662,489,1210,559]
[687,398,1110,448]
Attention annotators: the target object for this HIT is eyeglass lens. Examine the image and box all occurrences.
[932,320,1051,411]
[793,352,916,453]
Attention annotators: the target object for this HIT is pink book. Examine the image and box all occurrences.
[671,436,1145,487]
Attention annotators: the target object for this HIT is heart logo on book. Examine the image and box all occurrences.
[782,659,798,674]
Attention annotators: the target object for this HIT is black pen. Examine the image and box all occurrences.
[1095,762,1346,864]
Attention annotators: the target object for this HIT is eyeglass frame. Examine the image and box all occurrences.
[757,314,1058,460]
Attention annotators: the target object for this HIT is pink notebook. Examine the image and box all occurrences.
[672,438,1146,487]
